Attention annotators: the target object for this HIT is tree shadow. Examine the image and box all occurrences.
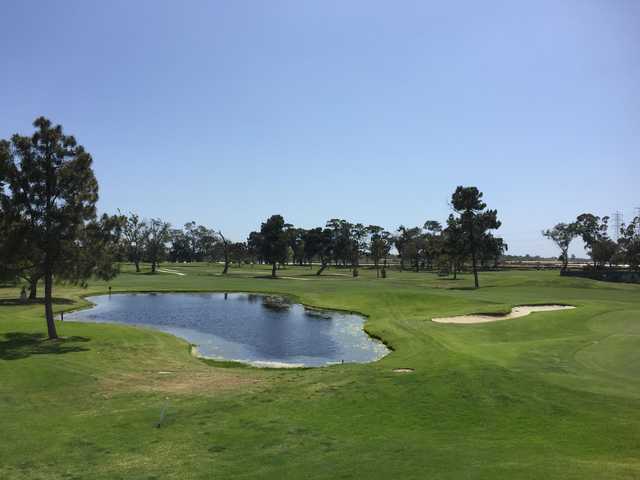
[0,297,74,307]
[444,285,498,291]
[0,332,90,360]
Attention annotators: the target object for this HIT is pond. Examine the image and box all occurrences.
[67,293,389,367]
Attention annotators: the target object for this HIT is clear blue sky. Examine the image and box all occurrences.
[1,0,638,256]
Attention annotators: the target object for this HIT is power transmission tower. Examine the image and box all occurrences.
[612,211,623,240]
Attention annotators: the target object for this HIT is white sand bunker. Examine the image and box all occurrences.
[432,305,575,324]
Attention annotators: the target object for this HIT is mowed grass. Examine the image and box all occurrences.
[1,264,639,479]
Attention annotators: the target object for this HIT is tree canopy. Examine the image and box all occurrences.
[0,118,121,338]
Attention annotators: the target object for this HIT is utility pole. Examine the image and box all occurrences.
[612,211,623,240]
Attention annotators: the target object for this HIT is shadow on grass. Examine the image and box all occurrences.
[0,332,90,360]
[0,297,74,307]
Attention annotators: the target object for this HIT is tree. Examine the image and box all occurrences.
[479,234,508,268]
[122,212,148,272]
[247,231,264,264]
[168,228,191,263]
[217,230,232,274]
[574,213,609,267]
[303,227,333,275]
[542,223,577,270]
[423,220,443,270]
[286,227,307,266]
[590,238,618,268]
[368,225,392,278]
[259,215,288,277]
[450,186,501,288]
[618,216,640,271]
[144,218,171,273]
[394,226,411,270]
[350,223,368,277]
[228,242,248,266]
[0,117,120,338]
[394,226,422,271]
[326,219,354,267]
[442,214,466,279]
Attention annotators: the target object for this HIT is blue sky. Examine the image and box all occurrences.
[1,0,638,256]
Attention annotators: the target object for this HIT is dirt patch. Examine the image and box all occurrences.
[432,305,575,324]
[100,367,262,396]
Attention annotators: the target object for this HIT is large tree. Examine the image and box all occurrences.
[574,213,609,267]
[394,226,422,271]
[303,227,333,275]
[0,118,120,338]
[443,214,466,279]
[423,220,443,271]
[451,186,501,288]
[122,212,148,272]
[618,216,640,271]
[393,226,411,270]
[350,223,368,277]
[144,218,171,273]
[590,238,618,268]
[216,230,232,274]
[247,231,264,264]
[368,225,392,278]
[542,223,578,270]
[259,215,289,278]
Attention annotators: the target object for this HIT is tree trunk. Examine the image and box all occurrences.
[44,268,58,339]
[271,262,277,278]
[471,247,479,288]
[466,217,479,288]
[316,262,328,276]
[223,250,229,274]
[151,261,157,273]
[134,260,140,273]
[29,278,38,299]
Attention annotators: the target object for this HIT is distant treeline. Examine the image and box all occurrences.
[543,215,640,271]
[114,184,506,283]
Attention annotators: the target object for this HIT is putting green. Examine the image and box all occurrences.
[1,265,639,479]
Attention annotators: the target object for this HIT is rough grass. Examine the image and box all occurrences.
[1,263,639,479]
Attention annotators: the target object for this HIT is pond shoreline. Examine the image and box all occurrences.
[66,292,390,368]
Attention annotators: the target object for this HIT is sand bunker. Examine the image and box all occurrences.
[432,305,575,324]
[393,368,414,373]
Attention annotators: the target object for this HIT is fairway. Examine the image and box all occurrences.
[1,265,639,479]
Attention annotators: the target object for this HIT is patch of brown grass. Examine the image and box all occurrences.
[100,366,263,397]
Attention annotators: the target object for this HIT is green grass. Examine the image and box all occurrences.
[1,264,639,479]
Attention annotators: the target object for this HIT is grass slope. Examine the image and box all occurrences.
[1,264,639,479]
